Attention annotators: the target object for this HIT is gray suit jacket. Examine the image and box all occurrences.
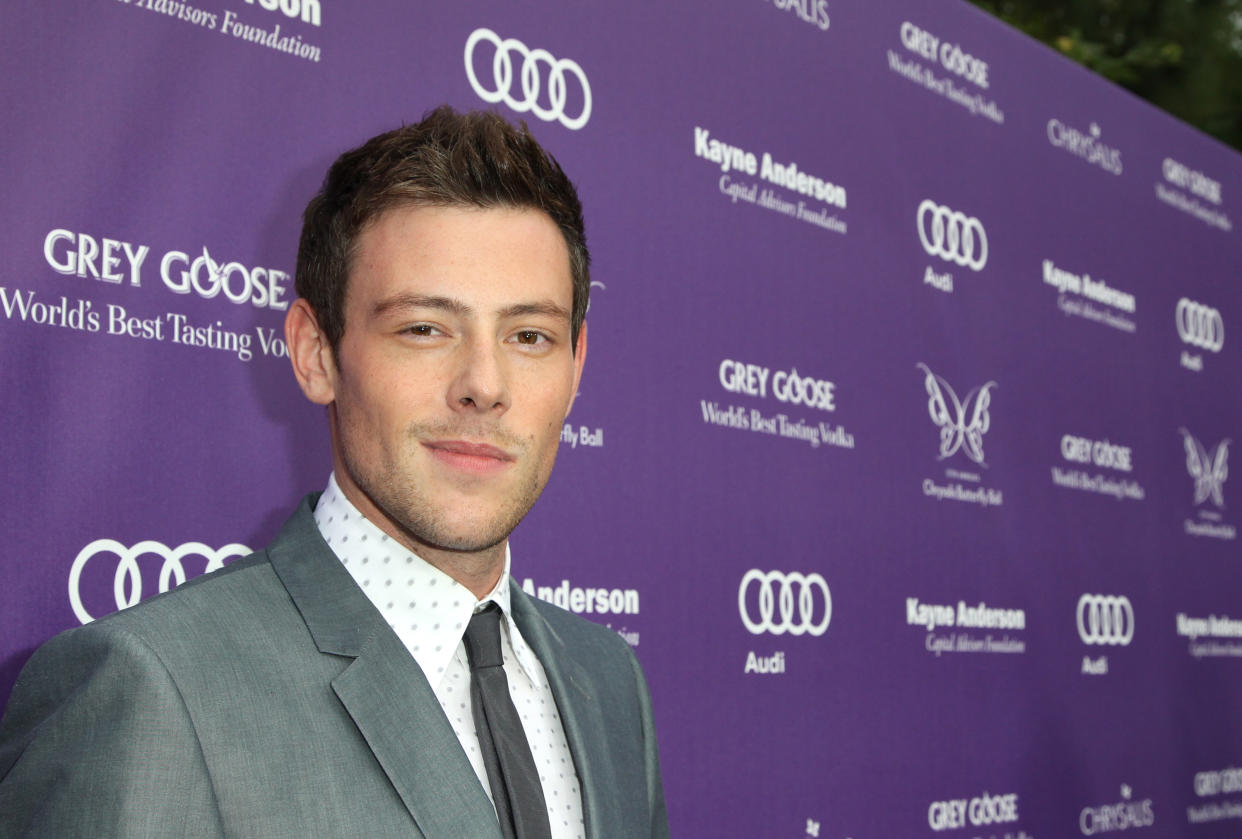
[0,497,669,838]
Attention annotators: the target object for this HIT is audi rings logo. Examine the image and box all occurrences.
[1176,298,1225,352]
[464,28,592,130]
[738,570,831,636]
[917,199,988,271]
[68,539,251,624]
[1077,594,1135,646]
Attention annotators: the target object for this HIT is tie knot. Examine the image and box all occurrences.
[463,602,505,671]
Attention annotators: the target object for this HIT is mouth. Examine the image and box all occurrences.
[422,439,517,474]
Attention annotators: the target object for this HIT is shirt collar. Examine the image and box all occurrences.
[313,473,535,685]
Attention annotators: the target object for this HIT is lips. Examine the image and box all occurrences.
[423,439,517,474]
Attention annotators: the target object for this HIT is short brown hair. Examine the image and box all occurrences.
[296,106,589,354]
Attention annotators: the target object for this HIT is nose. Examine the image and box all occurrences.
[448,337,510,415]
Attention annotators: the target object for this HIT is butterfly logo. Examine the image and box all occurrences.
[1179,428,1230,507]
[917,363,998,466]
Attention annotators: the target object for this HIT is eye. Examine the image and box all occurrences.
[513,330,547,345]
[403,323,440,337]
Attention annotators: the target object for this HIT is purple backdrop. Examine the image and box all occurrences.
[3,1,1241,837]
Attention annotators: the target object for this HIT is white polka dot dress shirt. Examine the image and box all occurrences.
[313,474,586,839]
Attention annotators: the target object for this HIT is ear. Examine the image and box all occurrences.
[565,322,588,419]
[285,299,337,406]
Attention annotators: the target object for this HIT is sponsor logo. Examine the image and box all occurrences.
[695,128,848,207]
[520,577,638,645]
[1156,157,1231,231]
[738,570,831,636]
[718,359,836,411]
[888,22,1003,123]
[916,364,1003,507]
[772,368,835,409]
[739,570,830,676]
[1047,120,1123,175]
[1054,433,1144,502]
[1179,429,1235,540]
[464,28,591,130]
[907,599,1026,630]
[1044,259,1136,333]
[917,363,996,465]
[1189,766,1242,824]
[1178,612,1242,657]
[68,539,251,624]
[1180,429,1230,508]
[1077,594,1134,646]
[43,229,292,311]
[1164,158,1222,205]
[43,228,149,287]
[899,22,990,87]
[1080,785,1155,835]
[917,200,987,271]
[1195,767,1242,797]
[520,577,638,615]
[0,287,287,362]
[1178,613,1242,640]
[218,10,322,61]
[923,265,953,293]
[159,246,291,310]
[1044,261,1136,313]
[16,228,294,362]
[928,792,1020,831]
[703,357,854,451]
[743,650,786,674]
[115,1,323,62]
[1176,298,1224,353]
[243,0,320,26]
[907,597,1026,656]
[559,424,603,448]
[1061,435,1133,472]
[762,0,830,31]
[695,126,849,234]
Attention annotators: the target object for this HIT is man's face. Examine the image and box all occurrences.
[320,204,585,557]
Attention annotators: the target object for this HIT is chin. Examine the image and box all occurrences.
[406,506,522,554]
[424,528,512,555]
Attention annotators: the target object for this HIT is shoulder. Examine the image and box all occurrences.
[2,519,321,735]
[50,495,326,660]
[73,549,286,648]
[2,549,285,724]
[0,587,238,835]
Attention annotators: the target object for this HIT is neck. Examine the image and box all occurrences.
[416,541,507,601]
[328,472,508,602]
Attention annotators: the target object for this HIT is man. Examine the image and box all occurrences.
[0,107,669,839]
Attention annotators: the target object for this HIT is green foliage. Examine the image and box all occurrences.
[968,0,1242,151]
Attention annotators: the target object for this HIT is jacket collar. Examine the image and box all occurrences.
[267,496,624,839]
[267,495,502,839]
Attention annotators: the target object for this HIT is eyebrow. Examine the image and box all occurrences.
[371,294,571,324]
[498,301,571,322]
[372,294,469,318]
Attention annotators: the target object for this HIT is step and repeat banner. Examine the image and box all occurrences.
[2,1,1241,837]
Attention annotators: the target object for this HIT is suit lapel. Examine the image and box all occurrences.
[331,630,501,839]
[267,497,501,839]
[510,585,623,839]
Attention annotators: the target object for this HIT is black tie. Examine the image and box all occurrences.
[462,603,553,839]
